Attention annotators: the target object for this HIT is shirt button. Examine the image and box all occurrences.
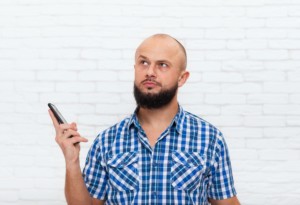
[152,191,157,197]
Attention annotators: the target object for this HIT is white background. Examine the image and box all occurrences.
[1,0,300,204]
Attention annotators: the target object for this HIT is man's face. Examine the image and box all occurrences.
[133,36,186,109]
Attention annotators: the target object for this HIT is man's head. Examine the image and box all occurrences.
[133,34,189,109]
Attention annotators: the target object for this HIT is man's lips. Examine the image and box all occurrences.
[141,80,162,87]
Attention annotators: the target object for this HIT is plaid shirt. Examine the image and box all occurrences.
[83,105,237,205]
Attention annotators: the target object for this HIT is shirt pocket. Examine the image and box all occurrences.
[171,151,206,191]
[107,151,139,192]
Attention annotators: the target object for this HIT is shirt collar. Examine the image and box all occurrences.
[127,104,186,134]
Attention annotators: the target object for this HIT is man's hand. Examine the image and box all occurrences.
[48,109,88,166]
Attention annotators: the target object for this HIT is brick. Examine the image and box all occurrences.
[288,6,300,16]
[247,94,288,104]
[96,103,135,115]
[0,82,14,91]
[188,61,221,71]
[264,104,300,115]
[118,70,134,82]
[56,82,95,92]
[15,59,56,70]
[187,40,226,49]
[244,116,285,127]
[265,61,300,70]
[222,83,262,93]
[259,149,299,160]
[222,60,264,71]
[223,17,265,28]
[244,71,285,82]
[246,139,287,149]
[81,49,122,59]
[222,127,263,138]
[0,70,35,81]
[246,6,287,17]
[96,82,132,93]
[264,127,300,138]
[227,40,268,49]
[230,149,259,160]
[222,105,262,115]
[40,48,80,59]
[184,104,221,115]
[0,191,18,202]
[78,114,119,126]
[15,82,55,92]
[205,94,246,104]
[79,93,120,103]
[37,70,77,81]
[40,92,79,103]
[264,82,300,93]
[205,29,245,39]
[246,28,287,39]
[203,72,243,82]
[290,51,300,59]
[290,94,300,103]
[183,82,220,93]
[204,116,244,126]
[223,0,265,6]
[178,93,204,104]
[78,70,118,81]
[183,17,223,28]
[266,17,300,28]
[248,50,289,60]
[269,40,300,49]
[57,60,97,70]
[205,50,247,60]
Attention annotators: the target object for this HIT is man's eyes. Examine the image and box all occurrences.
[141,60,149,65]
[139,60,168,69]
[159,63,168,68]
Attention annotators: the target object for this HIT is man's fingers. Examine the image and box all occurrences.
[70,136,88,144]
[48,109,60,128]
[61,129,81,139]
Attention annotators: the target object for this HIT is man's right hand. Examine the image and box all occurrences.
[48,109,88,166]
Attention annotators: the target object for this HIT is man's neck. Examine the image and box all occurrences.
[137,100,179,128]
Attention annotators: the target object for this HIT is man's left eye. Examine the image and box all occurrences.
[160,63,168,68]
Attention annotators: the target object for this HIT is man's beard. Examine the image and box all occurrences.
[134,83,178,109]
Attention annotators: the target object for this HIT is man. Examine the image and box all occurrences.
[49,34,240,205]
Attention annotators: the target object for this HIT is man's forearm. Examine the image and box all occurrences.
[65,163,92,205]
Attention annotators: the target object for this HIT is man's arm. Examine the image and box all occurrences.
[209,196,240,205]
[49,110,105,205]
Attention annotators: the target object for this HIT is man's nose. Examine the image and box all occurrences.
[146,64,156,77]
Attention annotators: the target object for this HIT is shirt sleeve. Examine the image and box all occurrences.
[82,134,108,200]
[207,131,237,200]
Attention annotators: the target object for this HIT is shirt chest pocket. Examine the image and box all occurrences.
[171,151,206,191]
[107,151,139,192]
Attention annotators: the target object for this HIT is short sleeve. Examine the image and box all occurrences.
[82,135,108,200]
[207,132,237,200]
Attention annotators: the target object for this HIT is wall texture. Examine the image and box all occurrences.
[1,0,300,204]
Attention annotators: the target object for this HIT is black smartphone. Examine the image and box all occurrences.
[48,103,68,124]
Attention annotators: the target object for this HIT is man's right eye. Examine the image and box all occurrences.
[141,60,149,66]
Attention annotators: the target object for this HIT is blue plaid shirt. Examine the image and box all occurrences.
[83,105,237,204]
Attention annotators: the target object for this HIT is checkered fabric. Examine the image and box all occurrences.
[83,105,237,205]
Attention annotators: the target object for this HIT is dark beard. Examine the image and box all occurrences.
[134,83,178,109]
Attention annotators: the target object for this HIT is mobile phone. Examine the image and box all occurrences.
[48,103,68,124]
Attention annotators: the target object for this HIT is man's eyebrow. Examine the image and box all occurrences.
[137,55,148,60]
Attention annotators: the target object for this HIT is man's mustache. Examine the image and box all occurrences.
[141,78,162,87]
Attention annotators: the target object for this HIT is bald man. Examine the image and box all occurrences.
[49,34,240,205]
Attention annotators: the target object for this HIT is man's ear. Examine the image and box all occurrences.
[178,71,190,87]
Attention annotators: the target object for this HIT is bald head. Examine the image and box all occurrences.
[135,34,187,71]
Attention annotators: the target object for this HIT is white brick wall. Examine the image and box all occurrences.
[1,0,300,204]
